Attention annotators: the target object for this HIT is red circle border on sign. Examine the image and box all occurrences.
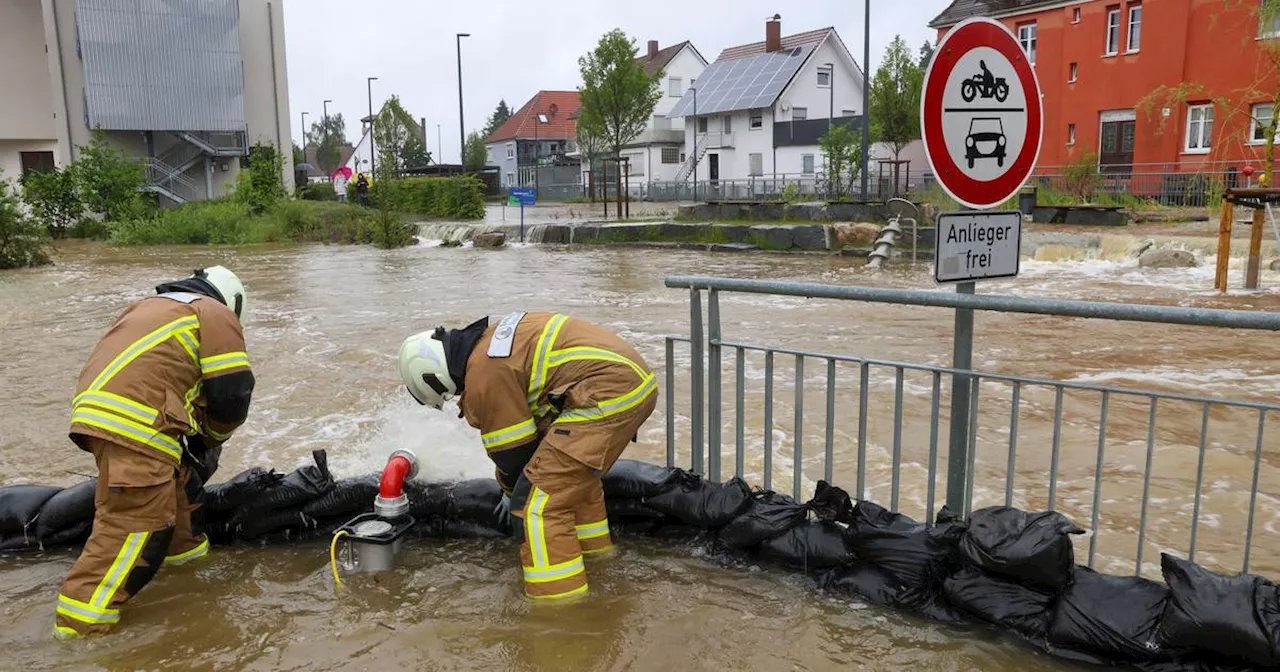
[921,18,1043,209]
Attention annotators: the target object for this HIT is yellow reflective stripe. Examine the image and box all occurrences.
[525,487,551,569]
[574,520,610,540]
[53,625,82,639]
[200,351,250,375]
[71,391,158,424]
[89,531,149,609]
[482,418,537,451]
[522,555,585,583]
[548,346,647,379]
[89,315,199,391]
[183,381,202,435]
[556,375,657,424]
[72,409,182,461]
[165,537,210,565]
[56,594,120,625]
[581,545,615,555]
[526,314,568,407]
[207,426,233,441]
[175,328,200,364]
[528,583,590,600]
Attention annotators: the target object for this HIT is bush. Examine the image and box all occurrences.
[353,176,485,219]
[1063,152,1102,203]
[0,179,53,269]
[21,167,83,238]
[110,199,416,248]
[76,129,147,222]
[298,182,337,201]
[111,200,260,245]
[234,143,287,215]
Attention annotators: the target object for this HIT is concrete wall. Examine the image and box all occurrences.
[238,0,294,193]
[0,140,59,186]
[0,1,57,144]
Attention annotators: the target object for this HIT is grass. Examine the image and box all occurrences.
[110,199,417,249]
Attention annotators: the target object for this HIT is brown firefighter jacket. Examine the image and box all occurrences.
[457,312,655,491]
[70,292,254,465]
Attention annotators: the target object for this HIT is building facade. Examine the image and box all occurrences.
[0,0,294,202]
[615,40,708,184]
[484,91,581,190]
[667,18,865,188]
[931,0,1280,177]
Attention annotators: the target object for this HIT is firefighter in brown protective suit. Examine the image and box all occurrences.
[54,266,254,639]
[397,312,656,600]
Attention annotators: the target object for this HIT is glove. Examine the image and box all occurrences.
[493,493,512,530]
[185,434,223,485]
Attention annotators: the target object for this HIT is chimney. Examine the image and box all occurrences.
[648,40,659,59]
[765,14,782,53]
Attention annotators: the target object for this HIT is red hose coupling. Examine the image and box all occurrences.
[374,449,419,518]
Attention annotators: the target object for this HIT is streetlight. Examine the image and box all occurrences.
[367,77,378,181]
[300,111,309,149]
[437,124,443,168]
[689,86,698,202]
[860,0,870,200]
[457,33,471,169]
[534,113,548,196]
[322,100,332,182]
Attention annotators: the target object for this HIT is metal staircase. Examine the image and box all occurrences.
[675,133,710,182]
[141,130,248,204]
[142,158,202,204]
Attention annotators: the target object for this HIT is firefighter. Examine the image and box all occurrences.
[397,312,657,600]
[54,267,254,639]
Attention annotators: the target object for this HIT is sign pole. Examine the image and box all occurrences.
[946,279,975,515]
[520,202,525,243]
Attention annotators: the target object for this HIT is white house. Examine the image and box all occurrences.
[667,17,864,186]
[615,40,708,183]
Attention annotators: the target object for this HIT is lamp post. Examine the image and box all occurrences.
[860,0,870,200]
[367,77,378,181]
[437,124,443,169]
[457,33,471,168]
[300,111,309,149]
[322,100,332,181]
[692,86,698,202]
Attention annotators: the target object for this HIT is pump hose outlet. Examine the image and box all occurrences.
[374,449,419,518]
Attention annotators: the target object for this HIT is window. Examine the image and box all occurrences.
[793,107,808,121]
[661,147,680,163]
[1127,5,1142,52]
[749,153,763,176]
[506,172,514,184]
[19,151,55,178]
[680,152,686,163]
[1262,0,1280,38]
[1185,104,1214,153]
[723,115,732,133]
[697,117,708,133]
[1068,124,1077,145]
[817,68,831,87]
[669,77,683,97]
[1250,102,1278,143]
[1073,7,1081,23]
[1106,8,1121,55]
[750,111,763,129]
[506,143,514,159]
[1018,22,1037,64]
[1069,62,1079,82]
[802,154,815,174]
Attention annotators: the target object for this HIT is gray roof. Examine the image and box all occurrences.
[929,0,1066,28]
[667,44,815,118]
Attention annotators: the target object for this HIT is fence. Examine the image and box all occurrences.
[662,275,1280,577]
[532,172,932,204]
[1027,160,1269,207]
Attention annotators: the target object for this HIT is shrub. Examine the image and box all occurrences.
[0,178,53,269]
[234,143,287,215]
[298,182,338,201]
[21,167,83,238]
[76,129,147,221]
[356,176,485,219]
[1063,152,1102,203]
[111,200,258,245]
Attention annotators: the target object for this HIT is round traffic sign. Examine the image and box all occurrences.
[921,17,1043,210]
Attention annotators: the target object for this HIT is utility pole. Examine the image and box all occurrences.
[322,100,332,182]
[300,111,309,151]
[457,33,471,168]
[367,77,378,181]
[860,0,871,200]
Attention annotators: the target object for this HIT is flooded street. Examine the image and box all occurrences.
[1,235,1277,670]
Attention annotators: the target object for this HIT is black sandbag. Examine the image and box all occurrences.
[643,473,751,529]
[757,520,851,570]
[821,563,902,607]
[718,491,810,550]
[35,480,97,538]
[0,485,61,534]
[224,507,320,541]
[843,502,966,588]
[807,480,854,524]
[1135,655,1259,672]
[203,467,283,514]
[40,519,93,547]
[250,450,334,513]
[960,507,1084,591]
[405,481,454,520]
[607,497,666,522]
[895,582,968,623]
[1047,566,1171,664]
[446,479,504,523]
[1157,553,1280,668]
[302,474,380,519]
[944,565,1056,639]
[602,460,679,499]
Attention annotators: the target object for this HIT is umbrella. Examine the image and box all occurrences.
[294,162,316,172]
[332,166,353,181]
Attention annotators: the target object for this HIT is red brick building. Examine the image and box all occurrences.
[931,0,1280,182]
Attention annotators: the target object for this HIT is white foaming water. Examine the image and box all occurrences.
[326,394,493,483]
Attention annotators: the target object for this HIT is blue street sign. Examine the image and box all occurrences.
[508,187,536,206]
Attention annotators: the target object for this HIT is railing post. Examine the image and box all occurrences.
[946,281,976,513]
[708,289,722,482]
[689,288,704,475]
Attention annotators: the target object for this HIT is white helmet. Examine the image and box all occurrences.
[398,328,457,409]
[196,266,246,322]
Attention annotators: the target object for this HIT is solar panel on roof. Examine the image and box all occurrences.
[666,44,814,118]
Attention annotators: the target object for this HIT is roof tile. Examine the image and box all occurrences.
[715,27,832,62]
[929,0,1065,28]
[484,91,581,144]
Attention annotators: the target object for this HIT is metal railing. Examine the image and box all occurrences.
[142,158,201,203]
[663,276,1280,577]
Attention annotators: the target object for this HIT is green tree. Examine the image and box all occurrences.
[75,129,145,222]
[577,29,664,161]
[870,36,925,162]
[464,132,488,172]
[21,166,83,238]
[234,143,286,215]
[484,99,513,138]
[0,176,52,268]
[820,124,863,200]
[919,41,935,71]
[375,96,432,177]
[575,112,607,182]
[310,113,348,177]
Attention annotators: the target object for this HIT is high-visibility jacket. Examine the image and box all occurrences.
[457,312,655,491]
[69,292,254,464]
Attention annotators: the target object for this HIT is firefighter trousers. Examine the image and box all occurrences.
[513,394,657,600]
[54,437,208,639]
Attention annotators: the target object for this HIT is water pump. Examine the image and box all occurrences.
[332,450,419,576]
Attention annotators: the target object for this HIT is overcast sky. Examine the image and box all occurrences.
[283,0,954,164]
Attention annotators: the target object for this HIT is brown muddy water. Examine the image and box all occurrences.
[0,235,1277,671]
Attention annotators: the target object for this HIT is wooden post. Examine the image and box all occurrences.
[1215,195,1235,291]
[1246,204,1266,290]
